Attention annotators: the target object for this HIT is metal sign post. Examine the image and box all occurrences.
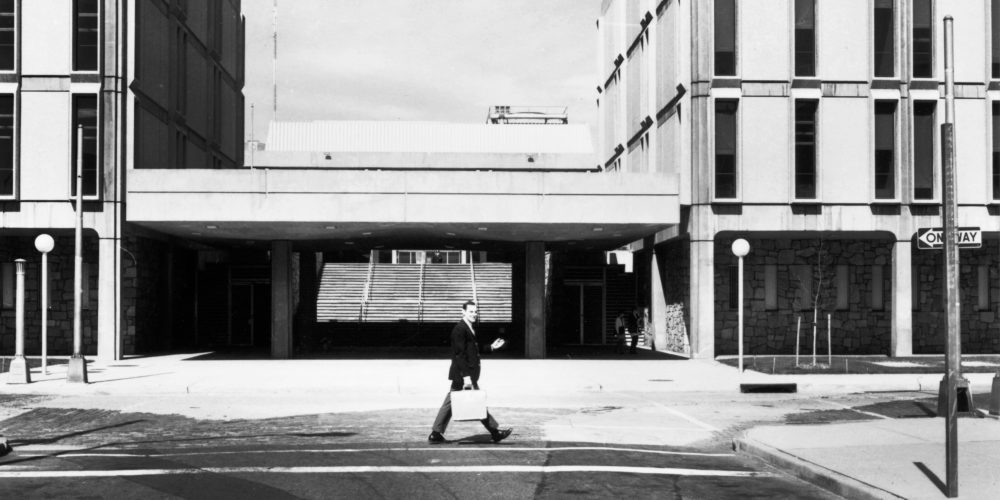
[941,16,959,498]
[68,125,88,384]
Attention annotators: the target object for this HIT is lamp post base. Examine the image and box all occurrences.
[67,354,88,384]
[5,355,30,384]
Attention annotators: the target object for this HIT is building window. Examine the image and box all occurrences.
[836,265,849,310]
[0,0,14,71]
[874,101,897,199]
[0,94,12,197]
[794,100,818,199]
[793,265,812,311]
[72,0,99,71]
[993,102,999,201]
[71,94,99,198]
[873,0,894,77]
[913,101,936,200]
[912,0,933,78]
[728,265,739,310]
[765,264,777,310]
[993,0,999,79]
[0,262,12,309]
[794,0,815,77]
[714,0,736,76]
[871,265,884,310]
[977,265,990,311]
[715,100,738,199]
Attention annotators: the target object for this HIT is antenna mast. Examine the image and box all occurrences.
[272,0,278,121]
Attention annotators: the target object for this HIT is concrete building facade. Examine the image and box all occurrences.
[598,0,1000,358]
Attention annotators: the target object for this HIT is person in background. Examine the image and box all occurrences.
[614,311,628,354]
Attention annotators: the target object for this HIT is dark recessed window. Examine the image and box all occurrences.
[0,95,12,196]
[73,0,99,71]
[993,0,999,78]
[912,0,933,78]
[874,101,897,199]
[714,0,736,76]
[71,95,99,197]
[913,101,936,200]
[993,102,999,200]
[0,0,14,71]
[715,100,738,199]
[873,0,894,77]
[794,100,818,199]
[794,0,815,77]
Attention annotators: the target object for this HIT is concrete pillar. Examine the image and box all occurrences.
[97,236,120,361]
[524,241,546,359]
[271,240,294,359]
[892,239,913,357]
[649,248,668,352]
[689,240,715,358]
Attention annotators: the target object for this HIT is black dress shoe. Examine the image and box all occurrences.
[428,431,446,444]
[491,428,512,443]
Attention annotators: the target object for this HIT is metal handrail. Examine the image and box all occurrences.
[469,258,478,306]
[359,253,376,322]
[417,260,426,323]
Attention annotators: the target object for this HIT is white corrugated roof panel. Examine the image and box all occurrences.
[265,121,594,154]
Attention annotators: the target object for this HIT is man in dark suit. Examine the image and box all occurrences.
[428,300,512,444]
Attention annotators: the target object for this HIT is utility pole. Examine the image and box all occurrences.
[68,125,88,383]
[272,0,278,121]
[941,16,959,498]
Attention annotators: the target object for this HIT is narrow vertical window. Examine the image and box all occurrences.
[728,265,739,310]
[0,0,14,71]
[993,0,999,78]
[765,264,777,310]
[714,0,736,76]
[873,0,894,77]
[715,100,738,199]
[913,101,936,200]
[794,0,815,77]
[993,102,999,201]
[794,265,813,311]
[912,0,933,78]
[871,265,884,310]
[71,95,99,197]
[874,101,897,199]
[795,100,818,199]
[72,0,99,71]
[0,95,12,197]
[836,265,849,310]
[0,262,12,309]
[977,265,990,311]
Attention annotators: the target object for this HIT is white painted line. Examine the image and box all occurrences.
[818,400,892,420]
[13,446,733,459]
[616,394,721,432]
[0,465,773,479]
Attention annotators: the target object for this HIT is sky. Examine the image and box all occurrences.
[241,0,602,143]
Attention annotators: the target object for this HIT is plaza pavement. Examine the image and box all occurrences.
[2,352,999,499]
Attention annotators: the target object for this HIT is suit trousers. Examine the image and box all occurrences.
[432,379,499,435]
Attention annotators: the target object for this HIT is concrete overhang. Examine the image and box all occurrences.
[126,168,679,251]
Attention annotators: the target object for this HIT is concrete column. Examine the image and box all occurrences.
[649,248,668,352]
[892,239,913,357]
[524,241,546,359]
[97,236,120,361]
[689,240,715,358]
[271,240,294,359]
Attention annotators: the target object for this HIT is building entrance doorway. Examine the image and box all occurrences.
[567,284,604,344]
[230,283,270,347]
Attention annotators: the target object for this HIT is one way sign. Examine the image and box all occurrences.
[917,227,982,250]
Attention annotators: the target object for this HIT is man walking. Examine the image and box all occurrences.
[428,300,512,444]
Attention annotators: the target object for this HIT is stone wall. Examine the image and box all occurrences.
[655,239,690,345]
[0,235,100,355]
[714,237,894,355]
[121,234,171,355]
[912,239,999,354]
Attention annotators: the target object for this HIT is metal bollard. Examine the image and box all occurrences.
[990,371,1000,416]
[6,259,30,384]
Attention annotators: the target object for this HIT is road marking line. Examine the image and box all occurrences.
[12,446,733,459]
[616,394,721,432]
[0,465,773,479]
[818,400,892,420]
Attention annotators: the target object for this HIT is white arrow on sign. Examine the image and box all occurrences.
[917,227,982,249]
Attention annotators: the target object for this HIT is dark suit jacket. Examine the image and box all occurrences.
[447,320,491,382]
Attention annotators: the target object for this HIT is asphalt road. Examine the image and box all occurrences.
[0,390,943,499]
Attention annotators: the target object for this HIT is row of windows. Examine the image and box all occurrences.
[0,0,100,72]
[713,99,1000,202]
[728,263,994,312]
[0,94,100,199]
[714,0,1000,80]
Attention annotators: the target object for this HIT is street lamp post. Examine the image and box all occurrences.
[34,234,54,375]
[6,259,30,384]
[731,239,750,373]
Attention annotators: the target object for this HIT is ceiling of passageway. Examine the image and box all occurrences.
[131,221,667,252]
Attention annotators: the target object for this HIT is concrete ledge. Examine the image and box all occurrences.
[733,431,905,500]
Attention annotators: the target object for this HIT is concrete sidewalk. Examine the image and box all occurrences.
[735,418,1000,500]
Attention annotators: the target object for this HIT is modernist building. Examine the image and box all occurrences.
[0,0,244,360]
[598,0,1000,358]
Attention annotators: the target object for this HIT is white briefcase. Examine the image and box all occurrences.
[451,389,487,421]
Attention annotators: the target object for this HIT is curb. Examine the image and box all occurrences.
[732,431,904,500]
